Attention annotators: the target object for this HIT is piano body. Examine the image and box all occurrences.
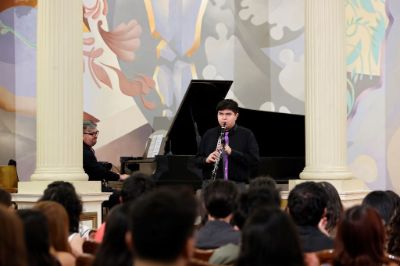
[122,80,305,190]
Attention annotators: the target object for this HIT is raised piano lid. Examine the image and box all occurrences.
[165,79,233,155]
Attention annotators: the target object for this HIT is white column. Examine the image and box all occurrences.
[30,0,87,181]
[300,0,352,180]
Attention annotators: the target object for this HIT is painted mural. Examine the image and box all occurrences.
[0,0,398,192]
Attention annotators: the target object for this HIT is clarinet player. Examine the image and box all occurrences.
[194,99,260,188]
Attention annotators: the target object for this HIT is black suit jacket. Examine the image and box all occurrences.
[194,125,260,183]
[83,143,119,181]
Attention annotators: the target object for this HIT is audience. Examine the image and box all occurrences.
[93,204,132,266]
[17,209,60,266]
[248,175,277,190]
[319,182,343,237]
[94,172,155,242]
[127,188,197,266]
[39,181,84,256]
[34,201,75,266]
[334,205,387,266]
[196,180,240,249]
[236,207,305,266]
[362,190,396,225]
[0,206,27,266]
[287,181,333,252]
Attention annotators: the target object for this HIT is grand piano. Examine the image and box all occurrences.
[122,80,305,190]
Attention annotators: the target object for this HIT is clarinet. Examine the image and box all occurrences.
[210,123,226,181]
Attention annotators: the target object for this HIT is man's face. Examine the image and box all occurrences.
[83,128,99,147]
[217,109,238,130]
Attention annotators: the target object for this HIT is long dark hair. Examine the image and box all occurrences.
[17,209,59,266]
[93,204,133,266]
[334,205,386,266]
[236,208,304,266]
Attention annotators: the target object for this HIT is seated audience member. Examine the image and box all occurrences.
[94,172,155,242]
[236,208,305,266]
[93,204,132,266]
[127,188,197,266]
[39,181,84,256]
[17,209,59,266]
[334,205,387,266]
[196,180,240,249]
[362,190,396,225]
[34,201,75,266]
[210,185,281,265]
[287,181,333,252]
[248,175,277,190]
[0,207,27,266]
[319,182,343,237]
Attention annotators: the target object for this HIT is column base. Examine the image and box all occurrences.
[286,178,370,208]
[31,171,89,182]
[300,167,353,180]
[18,181,101,194]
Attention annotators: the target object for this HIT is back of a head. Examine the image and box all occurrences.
[0,188,11,208]
[288,181,328,227]
[319,181,343,233]
[34,201,71,252]
[335,205,385,266]
[128,188,197,263]
[236,208,304,266]
[249,176,277,190]
[0,207,27,266]
[234,186,281,229]
[40,181,83,233]
[17,209,59,266]
[94,204,132,266]
[120,172,155,203]
[216,99,239,113]
[362,190,396,224]
[203,180,239,219]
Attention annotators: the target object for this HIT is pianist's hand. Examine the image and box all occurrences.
[119,174,129,181]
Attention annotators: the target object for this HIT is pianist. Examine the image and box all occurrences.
[194,99,260,186]
[83,120,128,185]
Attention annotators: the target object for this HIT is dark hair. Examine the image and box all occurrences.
[0,207,27,266]
[236,208,304,266]
[386,190,400,211]
[319,182,343,235]
[216,99,239,113]
[17,209,59,266]
[388,208,400,256]
[34,201,71,253]
[233,186,281,229]
[39,181,83,233]
[334,205,385,266]
[288,181,328,227]
[129,188,197,263]
[93,204,132,266]
[120,172,155,203]
[0,187,11,207]
[249,176,277,190]
[362,190,395,224]
[203,180,239,218]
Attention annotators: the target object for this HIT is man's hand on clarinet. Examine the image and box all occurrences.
[206,150,219,164]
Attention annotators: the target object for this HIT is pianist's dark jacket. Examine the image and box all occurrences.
[194,125,260,183]
[83,143,119,181]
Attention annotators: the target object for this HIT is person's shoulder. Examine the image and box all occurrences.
[204,127,219,135]
[236,125,254,134]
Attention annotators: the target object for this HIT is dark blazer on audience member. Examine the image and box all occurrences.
[196,220,241,249]
[297,225,334,252]
[83,143,119,181]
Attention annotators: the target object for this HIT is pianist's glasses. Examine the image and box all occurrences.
[84,131,99,137]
